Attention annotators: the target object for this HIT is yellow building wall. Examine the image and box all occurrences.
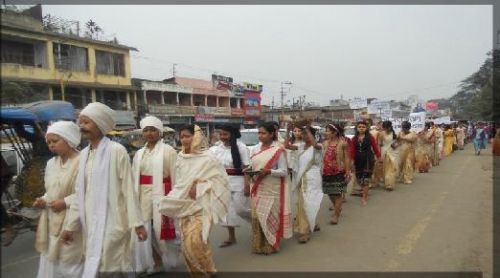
[1,28,132,86]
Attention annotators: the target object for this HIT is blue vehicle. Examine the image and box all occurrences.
[1,101,76,234]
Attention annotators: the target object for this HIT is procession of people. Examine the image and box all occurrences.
[31,101,495,278]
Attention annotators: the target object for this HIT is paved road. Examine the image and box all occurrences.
[1,144,493,277]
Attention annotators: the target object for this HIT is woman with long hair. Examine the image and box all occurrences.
[159,124,230,276]
[209,124,250,248]
[415,122,433,173]
[321,123,351,224]
[245,122,292,254]
[443,125,456,157]
[379,121,400,191]
[397,121,417,184]
[286,124,304,182]
[349,121,381,205]
[285,124,323,243]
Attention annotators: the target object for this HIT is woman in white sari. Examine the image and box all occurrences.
[287,126,304,182]
[285,125,323,243]
[33,121,83,278]
[158,124,230,276]
[245,122,292,254]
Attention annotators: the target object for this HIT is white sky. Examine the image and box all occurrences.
[42,5,492,106]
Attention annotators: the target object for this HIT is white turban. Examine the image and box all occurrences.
[46,121,81,149]
[79,102,116,135]
[140,116,164,136]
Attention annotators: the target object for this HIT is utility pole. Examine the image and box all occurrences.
[172,63,177,77]
[280,81,292,126]
[280,81,292,108]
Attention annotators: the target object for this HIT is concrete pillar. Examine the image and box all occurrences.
[143,90,147,105]
[204,95,208,106]
[160,91,165,104]
[91,89,97,102]
[133,91,138,111]
[176,92,180,105]
[216,97,219,107]
[190,95,193,106]
[48,86,54,100]
[126,91,131,110]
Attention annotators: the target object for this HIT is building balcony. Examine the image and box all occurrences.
[148,104,195,116]
[231,108,245,116]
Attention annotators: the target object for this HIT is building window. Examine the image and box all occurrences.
[53,43,88,72]
[1,38,47,67]
[95,50,125,76]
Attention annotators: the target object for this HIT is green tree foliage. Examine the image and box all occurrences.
[1,81,47,105]
[450,51,495,121]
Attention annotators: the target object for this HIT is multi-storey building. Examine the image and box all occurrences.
[133,75,248,137]
[1,6,137,116]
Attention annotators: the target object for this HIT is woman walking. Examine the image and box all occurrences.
[473,123,486,155]
[397,121,417,184]
[415,123,433,173]
[159,125,231,276]
[379,121,400,191]
[246,122,292,254]
[209,124,250,248]
[33,121,83,278]
[443,125,455,157]
[321,123,350,224]
[349,121,381,206]
[285,124,323,243]
[456,124,466,150]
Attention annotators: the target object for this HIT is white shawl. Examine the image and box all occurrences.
[294,145,323,232]
[76,137,111,278]
[158,150,230,243]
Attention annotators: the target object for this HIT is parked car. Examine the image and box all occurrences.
[344,125,356,140]
[240,128,287,147]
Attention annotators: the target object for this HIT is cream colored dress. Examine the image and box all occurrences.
[36,155,83,278]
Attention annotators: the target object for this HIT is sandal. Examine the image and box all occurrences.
[2,228,17,247]
[219,240,236,248]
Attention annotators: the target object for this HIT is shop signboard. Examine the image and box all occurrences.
[244,91,261,117]
[349,97,368,109]
[195,114,215,122]
[212,74,233,91]
[243,82,263,92]
[409,112,426,132]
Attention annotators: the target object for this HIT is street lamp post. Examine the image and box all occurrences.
[280,81,292,126]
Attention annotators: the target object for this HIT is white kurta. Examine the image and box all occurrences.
[36,155,83,278]
[209,141,251,226]
[131,142,180,273]
[65,140,143,276]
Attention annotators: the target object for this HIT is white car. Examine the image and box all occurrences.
[240,128,287,147]
[344,125,356,140]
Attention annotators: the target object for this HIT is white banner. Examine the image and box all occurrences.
[433,116,451,125]
[349,97,368,109]
[409,112,426,132]
[367,100,390,114]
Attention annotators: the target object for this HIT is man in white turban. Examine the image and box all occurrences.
[131,116,180,274]
[61,102,147,278]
